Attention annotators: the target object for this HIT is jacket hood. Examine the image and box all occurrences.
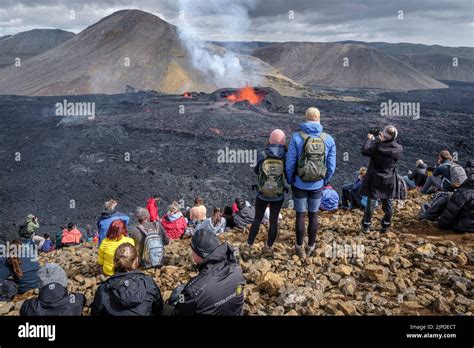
[38,283,68,304]
[25,214,35,223]
[265,144,286,159]
[417,163,428,169]
[106,271,148,309]
[147,197,156,205]
[167,212,183,222]
[199,243,237,270]
[299,122,323,136]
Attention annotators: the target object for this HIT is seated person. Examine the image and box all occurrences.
[439,159,473,233]
[194,208,226,235]
[0,240,39,294]
[403,159,428,189]
[232,199,255,229]
[421,150,454,194]
[20,263,85,316]
[341,167,367,210]
[61,223,83,247]
[161,201,188,240]
[97,199,130,245]
[320,183,339,211]
[222,206,236,229]
[98,220,135,276]
[189,196,207,226]
[91,243,164,316]
[40,233,54,253]
[165,228,244,315]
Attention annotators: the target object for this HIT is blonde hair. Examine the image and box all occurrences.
[114,243,138,273]
[359,167,367,176]
[305,107,320,121]
[169,201,180,213]
[104,199,117,212]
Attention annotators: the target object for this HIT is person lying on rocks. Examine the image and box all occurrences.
[163,228,245,316]
[20,263,85,316]
[91,243,164,316]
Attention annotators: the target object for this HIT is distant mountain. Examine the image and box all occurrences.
[338,41,474,82]
[0,29,75,69]
[0,10,304,96]
[253,42,448,90]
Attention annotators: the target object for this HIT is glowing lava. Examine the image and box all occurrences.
[226,85,264,105]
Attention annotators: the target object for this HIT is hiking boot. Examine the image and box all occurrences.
[380,226,390,233]
[262,244,274,258]
[295,245,306,259]
[306,244,316,257]
[361,226,371,234]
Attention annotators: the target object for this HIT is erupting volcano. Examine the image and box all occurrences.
[226,85,265,105]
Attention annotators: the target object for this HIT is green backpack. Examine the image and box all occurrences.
[258,158,286,198]
[297,131,327,182]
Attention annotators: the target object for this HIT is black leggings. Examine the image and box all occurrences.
[295,212,318,247]
[248,197,284,247]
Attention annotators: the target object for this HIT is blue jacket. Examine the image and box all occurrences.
[97,211,130,245]
[0,244,39,294]
[352,177,363,192]
[255,144,287,202]
[321,186,339,211]
[285,122,336,190]
[41,239,53,252]
[433,160,452,190]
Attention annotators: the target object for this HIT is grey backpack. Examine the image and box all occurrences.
[447,163,467,188]
[139,223,165,268]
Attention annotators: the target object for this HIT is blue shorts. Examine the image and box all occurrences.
[292,186,322,213]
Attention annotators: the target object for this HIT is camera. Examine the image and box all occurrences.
[369,128,381,136]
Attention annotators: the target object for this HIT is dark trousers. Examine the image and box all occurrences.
[248,197,284,247]
[362,198,393,228]
[342,183,363,209]
[421,176,445,194]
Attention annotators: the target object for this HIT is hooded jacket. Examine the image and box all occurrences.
[359,138,403,200]
[97,211,130,245]
[61,228,82,245]
[161,212,187,240]
[255,143,288,201]
[320,185,339,211]
[20,283,85,316]
[19,214,39,239]
[91,270,163,316]
[232,205,255,229]
[173,243,245,316]
[285,122,336,191]
[438,163,474,232]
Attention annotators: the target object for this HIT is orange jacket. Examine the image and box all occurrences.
[61,228,82,245]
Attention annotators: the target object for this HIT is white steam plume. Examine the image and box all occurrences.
[176,0,259,88]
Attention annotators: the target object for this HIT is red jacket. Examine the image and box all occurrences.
[61,228,82,245]
[146,198,159,222]
[161,214,186,240]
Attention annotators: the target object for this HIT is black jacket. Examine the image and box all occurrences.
[91,271,163,316]
[438,173,474,232]
[408,163,428,187]
[173,243,245,316]
[20,283,85,316]
[360,138,403,200]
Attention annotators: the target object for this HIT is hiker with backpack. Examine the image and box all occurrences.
[246,129,287,253]
[165,228,245,316]
[0,240,39,295]
[360,125,403,233]
[19,214,45,250]
[130,207,169,268]
[421,151,467,194]
[285,107,336,258]
[341,167,367,210]
[403,159,428,190]
[91,243,164,316]
[438,159,474,232]
[97,199,130,245]
[97,220,135,276]
[20,263,85,316]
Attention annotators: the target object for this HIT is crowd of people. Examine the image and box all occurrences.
[1,106,472,316]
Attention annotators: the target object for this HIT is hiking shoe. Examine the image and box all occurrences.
[262,244,274,258]
[306,245,316,257]
[361,226,371,234]
[295,245,306,259]
[380,226,390,233]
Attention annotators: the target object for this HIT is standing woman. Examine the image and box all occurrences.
[247,129,287,254]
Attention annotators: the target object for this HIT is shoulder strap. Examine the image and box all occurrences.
[298,131,309,142]
[320,132,328,141]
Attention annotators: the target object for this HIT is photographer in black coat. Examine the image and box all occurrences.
[439,160,474,232]
[167,228,245,316]
[360,125,403,233]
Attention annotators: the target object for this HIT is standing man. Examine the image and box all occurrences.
[285,107,336,258]
[360,125,403,233]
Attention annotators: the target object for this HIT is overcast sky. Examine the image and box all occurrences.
[1,0,473,46]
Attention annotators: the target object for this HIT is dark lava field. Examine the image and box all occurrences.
[0,81,473,241]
